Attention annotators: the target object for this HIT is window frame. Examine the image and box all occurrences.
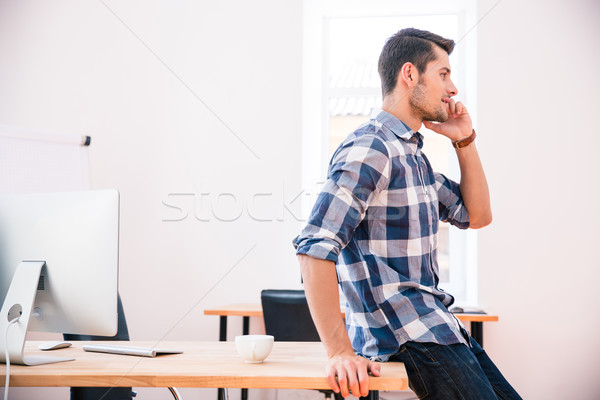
[301,0,479,305]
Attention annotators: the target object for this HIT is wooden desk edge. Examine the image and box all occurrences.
[204,304,499,322]
[1,341,408,391]
[455,314,499,322]
[6,375,408,390]
[204,303,263,317]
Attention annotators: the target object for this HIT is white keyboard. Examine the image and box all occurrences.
[83,344,183,358]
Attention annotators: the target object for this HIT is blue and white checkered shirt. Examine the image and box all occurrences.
[294,109,471,361]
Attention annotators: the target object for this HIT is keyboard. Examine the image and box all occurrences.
[83,344,183,358]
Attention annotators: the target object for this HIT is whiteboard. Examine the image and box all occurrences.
[0,125,91,194]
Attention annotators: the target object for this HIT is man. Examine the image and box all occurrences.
[293,28,521,399]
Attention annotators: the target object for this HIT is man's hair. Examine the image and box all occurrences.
[378,28,455,97]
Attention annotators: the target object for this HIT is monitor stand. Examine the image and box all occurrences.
[0,261,74,365]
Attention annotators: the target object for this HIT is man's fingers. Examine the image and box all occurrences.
[326,365,342,394]
[368,361,382,376]
[448,98,456,115]
[454,101,468,116]
[326,355,377,397]
[357,363,371,397]
[343,362,362,398]
[454,101,462,117]
[336,366,351,397]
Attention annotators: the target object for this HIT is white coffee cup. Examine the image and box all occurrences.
[234,335,274,363]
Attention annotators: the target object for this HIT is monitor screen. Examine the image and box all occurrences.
[0,190,119,337]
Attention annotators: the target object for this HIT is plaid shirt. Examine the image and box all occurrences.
[294,109,471,361]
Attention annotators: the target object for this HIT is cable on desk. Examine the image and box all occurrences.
[4,315,21,400]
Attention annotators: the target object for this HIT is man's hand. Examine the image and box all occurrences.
[299,255,382,397]
[325,351,381,398]
[423,99,472,141]
[423,100,492,228]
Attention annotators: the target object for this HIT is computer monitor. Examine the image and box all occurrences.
[0,189,119,365]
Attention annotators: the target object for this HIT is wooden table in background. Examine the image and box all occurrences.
[204,303,498,346]
[1,341,407,393]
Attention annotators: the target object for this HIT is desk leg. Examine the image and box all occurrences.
[219,316,228,341]
[241,316,250,400]
[471,322,483,347]
[218,316,228,400]
[243,316,250,335]
[217,316,250,400]
[360,391,379,400]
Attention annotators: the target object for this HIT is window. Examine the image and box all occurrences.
[302,0,479,305]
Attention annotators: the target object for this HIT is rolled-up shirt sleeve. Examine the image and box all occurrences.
[293,134,390,262]
[435,172,470,229]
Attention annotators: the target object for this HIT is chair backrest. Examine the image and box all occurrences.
[261,289,321,342]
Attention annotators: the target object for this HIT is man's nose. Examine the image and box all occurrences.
[448,80,458,97]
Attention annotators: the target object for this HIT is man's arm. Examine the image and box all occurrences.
[298,254,381,398]
[454,141,492,228]
[423,100,492,228]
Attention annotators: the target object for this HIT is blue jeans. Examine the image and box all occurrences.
[389,338,522,400]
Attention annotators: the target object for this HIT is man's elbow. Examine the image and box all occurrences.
[469,213,493,229]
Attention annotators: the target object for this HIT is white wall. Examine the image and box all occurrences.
[0,1,306,399]
[2,1,600,400]
[476,0,600,399]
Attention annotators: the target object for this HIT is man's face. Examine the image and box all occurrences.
[408,46,458,123]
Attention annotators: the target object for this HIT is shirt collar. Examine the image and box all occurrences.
[370,108,423,146]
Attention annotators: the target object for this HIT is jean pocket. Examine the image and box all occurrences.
[399,346,430,399]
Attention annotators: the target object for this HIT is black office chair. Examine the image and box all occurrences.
[64,294,134,400]
[62,297,182,400]
[261,289,343,400]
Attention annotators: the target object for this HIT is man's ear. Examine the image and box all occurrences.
[399,62,417,88]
